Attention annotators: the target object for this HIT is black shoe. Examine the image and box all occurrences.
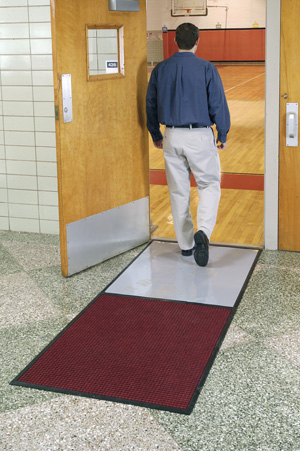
[181,247,194,257]
[194,230,209,267]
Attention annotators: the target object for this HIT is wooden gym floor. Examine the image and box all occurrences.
[149,64,265,247]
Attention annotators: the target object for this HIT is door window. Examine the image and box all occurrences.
[87,25,124,80]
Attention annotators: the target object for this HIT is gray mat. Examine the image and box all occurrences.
[106,241,259,307]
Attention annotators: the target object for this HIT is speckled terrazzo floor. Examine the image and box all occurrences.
[1,230,300,450]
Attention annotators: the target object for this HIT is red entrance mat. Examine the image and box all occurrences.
[11,294,231,414]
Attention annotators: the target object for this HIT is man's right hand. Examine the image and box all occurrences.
[154,140,163,149]
[217,141,227,150]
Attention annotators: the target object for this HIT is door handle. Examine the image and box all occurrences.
[288,112,296,138]
[286,103,298,146]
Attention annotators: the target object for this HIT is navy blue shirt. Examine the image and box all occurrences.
[146,52,230,143]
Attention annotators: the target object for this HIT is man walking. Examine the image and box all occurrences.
[146,23,230,267]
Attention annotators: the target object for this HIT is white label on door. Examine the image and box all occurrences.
[106,61,118,74]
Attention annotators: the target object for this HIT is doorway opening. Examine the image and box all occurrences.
[146,4,265,248]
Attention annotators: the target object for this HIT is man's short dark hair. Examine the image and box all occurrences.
[176,23,199,50]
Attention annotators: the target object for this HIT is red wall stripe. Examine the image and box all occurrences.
[163,29,265,62]
[150,170,264,191]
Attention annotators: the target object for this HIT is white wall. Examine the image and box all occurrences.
[0,0,58,234]
[146,0,162,30]
[147,0,266,30]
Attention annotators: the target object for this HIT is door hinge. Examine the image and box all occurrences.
[55,105,59,120]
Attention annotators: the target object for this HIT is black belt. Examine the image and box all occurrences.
[165,124,205,128]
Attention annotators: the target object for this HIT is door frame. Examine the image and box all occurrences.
[49,0,280,253]
[264,0,281,250]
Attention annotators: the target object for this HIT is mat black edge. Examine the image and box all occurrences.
[186,248,262,413]
[210,243,263,251]
[229,248,262,315]
[9,381,191,415]
[105,291,232,310]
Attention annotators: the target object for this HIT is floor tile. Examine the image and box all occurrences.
[0,397,182,450]
[0,243,23,276]
[152,342,300,451]
[233,266,300,338]
[220,324,256,351]
[0,273,61,329]
[258,250,300,269]
[29,265,103,316]
[264,330,300,368]
[1,318,69,413]
[1,241,60,271]
[0,230,59,246]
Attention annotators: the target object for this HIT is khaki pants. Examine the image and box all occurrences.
[163,126,221,250]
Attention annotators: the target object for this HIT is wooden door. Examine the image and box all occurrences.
[50,0,149,276]
[279,0,300,250]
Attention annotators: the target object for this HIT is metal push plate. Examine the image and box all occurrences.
[109,0,139,11]
[286,103,298,147]
[61,74,73,123]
